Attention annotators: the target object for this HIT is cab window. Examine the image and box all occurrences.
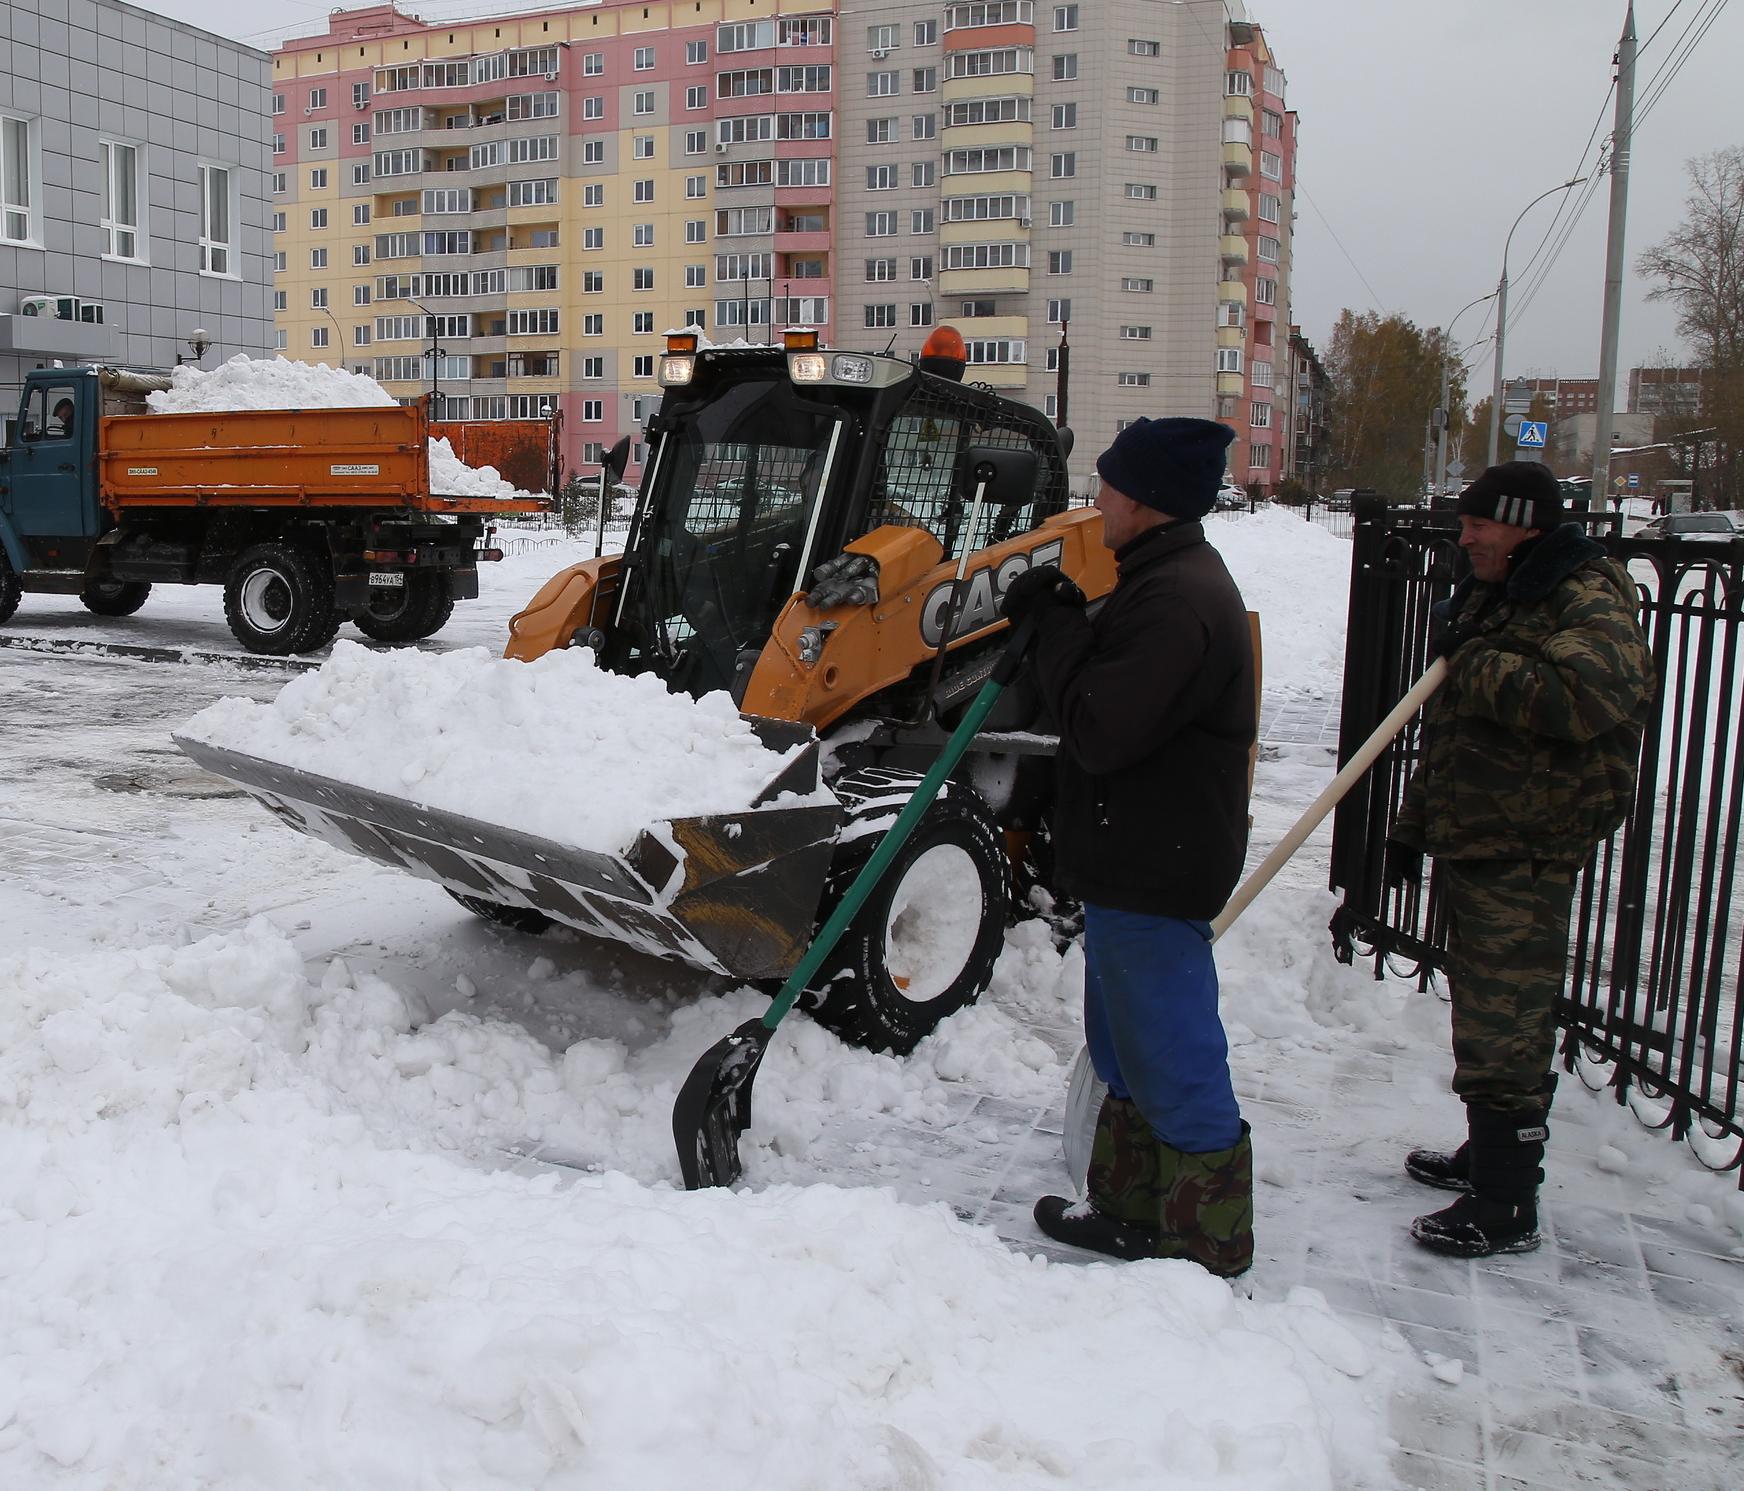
[21,385,77,442]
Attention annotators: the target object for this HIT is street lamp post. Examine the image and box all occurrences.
[404,297,445,420]
[1487,178,1587,467]
[1433,292,1497,497]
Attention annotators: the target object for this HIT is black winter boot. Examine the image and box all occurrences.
[1405,1141,1472,1192]
[1033,1195,1160,1260]
[1411,1106,1545,1258]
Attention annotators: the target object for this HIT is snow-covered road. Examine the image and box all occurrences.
[1,512,1739,1490]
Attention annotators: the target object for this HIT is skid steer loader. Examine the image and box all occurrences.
[178,327,1120,1054]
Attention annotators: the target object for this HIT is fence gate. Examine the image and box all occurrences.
[1328,495,1744,1187]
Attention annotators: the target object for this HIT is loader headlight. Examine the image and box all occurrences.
[659,355,695,387]
[789,353,828,384]
[831,354,874,384]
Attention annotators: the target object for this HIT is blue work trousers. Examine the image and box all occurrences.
[1082,903,1244,1154]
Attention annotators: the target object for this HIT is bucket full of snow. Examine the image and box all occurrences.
[174,644,843,979]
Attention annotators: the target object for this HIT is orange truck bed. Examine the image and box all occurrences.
[97,405,545,516]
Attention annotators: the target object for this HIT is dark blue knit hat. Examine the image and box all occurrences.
[1095,417,1237,519]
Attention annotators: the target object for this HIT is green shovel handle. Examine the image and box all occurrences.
[760,611,1041,1031]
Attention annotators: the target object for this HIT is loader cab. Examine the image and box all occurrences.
[609,332,1070,699]
[0,369,102,565]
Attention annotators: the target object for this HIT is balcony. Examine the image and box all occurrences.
[1216,371,1245,397]
[1223,94,1254,125]
[773,227,831,254]
[1219,234,1249,266]
[1218,279,1248,304]
[1216,326,1244,351]
[1222,188,1250,221]
[964,362,1026,390]
[1223,142,1252,177]
[938,266,1030,296]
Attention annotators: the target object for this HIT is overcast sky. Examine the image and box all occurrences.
[141,0,1736,395]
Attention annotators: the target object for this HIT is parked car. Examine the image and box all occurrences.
[1215,481,1249,511]
[1636,510,1744,542]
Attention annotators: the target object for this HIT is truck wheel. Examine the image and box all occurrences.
[803,768,1010,1055]
[354,573,444,643]
[446,889,554,934]
[412,586,455,640]
[79,578,152,617]
[224,543,330,656]
[0,553,19,625]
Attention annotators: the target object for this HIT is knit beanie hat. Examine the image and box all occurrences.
[1457,461,1564,530]
[1095,417,1236,520]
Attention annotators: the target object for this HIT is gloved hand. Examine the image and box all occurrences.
[999,565,1086,624]
[1430,610,1483,660]
[1382,838,1423,890]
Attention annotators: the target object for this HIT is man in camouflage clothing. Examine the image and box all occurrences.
[1389,461,1654,1258]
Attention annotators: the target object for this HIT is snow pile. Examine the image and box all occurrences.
[1208,508,1351,697]
[179,642,825,855]
[428,435,526,501]
[145,355,541,503]
[0,920,1390,1489]
[145,353,398,413]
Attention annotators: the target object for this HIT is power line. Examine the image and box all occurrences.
[1637,0,1694,56]
[1296,183,1388,315]
[1636,0,1730,129]
[1510,80,1614,289]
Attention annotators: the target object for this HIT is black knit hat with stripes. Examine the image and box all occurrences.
[1457,461,1564,530]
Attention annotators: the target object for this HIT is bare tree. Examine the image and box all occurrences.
[1637,147,1744,508]
[1323,311,1466,499]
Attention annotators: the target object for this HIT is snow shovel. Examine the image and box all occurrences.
[674,611,1042,1190]
[1064,658,1449,1184]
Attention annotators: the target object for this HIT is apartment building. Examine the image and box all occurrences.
[1629,365,1704,420]
[1515,376,1600,418]
[0,0,272,421]
[274,1,1292,490]
[1283,325,1328,493]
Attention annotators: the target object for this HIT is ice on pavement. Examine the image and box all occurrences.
[180,641,827,856]
[144,354,539,503]
[0,916,1389,1490]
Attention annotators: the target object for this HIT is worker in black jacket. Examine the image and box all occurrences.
[1002,417,1256,1277]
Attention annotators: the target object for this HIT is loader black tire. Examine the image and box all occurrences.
[803,768,1010,1055]
[446,889,554,935]
[224,543,334,656]
[0,552,20,625]
[354,572,448,643]
[80,578,152,617]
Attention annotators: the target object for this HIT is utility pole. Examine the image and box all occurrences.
[1589,4,1637,508]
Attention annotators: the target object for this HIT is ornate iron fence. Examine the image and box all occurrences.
[1328,495,1744,1186]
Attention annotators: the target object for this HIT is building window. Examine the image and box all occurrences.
[868,23,899,52]
[633,355,654,378]
[1251,402,1272,428]
[1128,87,1159,105]
[686,174,707,199]
[1251,360,1274,388]
[1051,103,1076,129]
[869,71,899,97]
[310,326,330,350]
[310,168,327,190]
[584,314,603,335]
[584,96,603,120]
[1118,325,1151,340]
[1053,53,1077,81]
[1125,183,1157,201]
[867,211,896,237]
[913,67,937,93]
[633,178,655,202]
[633,311,655,333]
[911,208,934,233]
[634,46,655,70]
[1257,235,1280,263]
[911,161,935,188]
[867,117,894,144]
[1128,39,1159,56]
[912,113,936,141]
[310,207,329,230]
[307,86,328,110]
[633,267,654,291]
[915,19,937,45]
[1049,200,1074,226]
[1260,151,1283,181]
[1226,71,1253,96]
[1216,348,1243,374]
[1250,444,1271,470]
[688,40,708,64]
[274,329,287,351]
[632,222,654,247]
[352,123,370,146]
[583,140,604,164]
[1118,372,1150,387]
[582,399,604,422]
[1258,193,1281,223]
[1127,135,1158,153]
[198,163,233,275]
[310,288,328,310]
[310,247,327,269]
[1047,250,1072,274]
[686,264,706,288]
[308,126,328,150]
[271,210,285,233]
[865,257,897,282]
[686,219,707,243]
[911,302,933,327]
[272,133,284,155]
[688,85,707,109]
[865,303,897,329]
[634,90,654,115]
[584,183,604,207]
[584,227,604,250]
[1054,6,1079,30]
[1263,108,1284,139]
[1050,153,1075,178]
[1254,276,1277,305]
[353,285,370,306]
[354,204,371,226]
[1124,230,1154,246]
[98,140,143,259]
[1122,277,1153,293]
[686,129,707,154]
[1044,298,1069,324]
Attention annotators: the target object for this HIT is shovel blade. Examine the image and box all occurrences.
[672,1018,773,1190]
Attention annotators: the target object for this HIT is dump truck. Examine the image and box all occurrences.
[0,365,545,655]
[179,328,1197,1054]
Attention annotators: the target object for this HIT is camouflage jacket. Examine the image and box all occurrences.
[1393,523,1655,864]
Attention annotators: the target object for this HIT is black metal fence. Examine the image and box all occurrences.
[1329,495,1744,1186]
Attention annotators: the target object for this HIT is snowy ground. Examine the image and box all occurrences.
[1,511,1740,1489]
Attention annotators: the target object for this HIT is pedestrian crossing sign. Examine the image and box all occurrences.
[1516,421,1548,449]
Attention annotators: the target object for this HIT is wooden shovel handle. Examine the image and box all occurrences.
[1210,659,1449,942]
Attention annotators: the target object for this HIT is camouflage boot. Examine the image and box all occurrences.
[1153,1123,1255,1279]
[1034,1095,1163,1261]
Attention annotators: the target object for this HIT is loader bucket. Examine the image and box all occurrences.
[172,718,843,981]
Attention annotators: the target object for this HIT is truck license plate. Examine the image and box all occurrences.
[368,571,404,588]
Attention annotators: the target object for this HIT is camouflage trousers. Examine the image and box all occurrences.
[1441,858,1578,1116]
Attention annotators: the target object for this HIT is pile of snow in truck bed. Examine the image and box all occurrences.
[179,642,823,857]
[0,918,1389,1490]
[145,355,539,503]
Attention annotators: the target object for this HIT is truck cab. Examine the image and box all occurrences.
[0,367,109,580]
